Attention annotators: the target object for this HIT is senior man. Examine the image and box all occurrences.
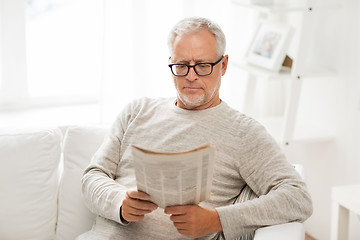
[78,17,312,240]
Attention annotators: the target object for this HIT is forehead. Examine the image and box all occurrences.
[172,29,218,61]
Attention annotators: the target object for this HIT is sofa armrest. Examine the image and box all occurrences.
[253,222,304,240]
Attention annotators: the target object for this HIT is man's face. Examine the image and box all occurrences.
[171,29,228,110]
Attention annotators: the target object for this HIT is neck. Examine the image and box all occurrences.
[175,97,221,110]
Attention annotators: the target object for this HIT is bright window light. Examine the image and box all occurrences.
[26,0,103,98]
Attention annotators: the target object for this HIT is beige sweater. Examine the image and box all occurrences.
[79,97,312,240]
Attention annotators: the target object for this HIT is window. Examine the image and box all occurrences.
[0,0,251,125]
[0,0,103,108]
[26,0,103,98]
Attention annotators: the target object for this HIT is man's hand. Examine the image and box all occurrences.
[164,205,222,238]
[121,190,158,222]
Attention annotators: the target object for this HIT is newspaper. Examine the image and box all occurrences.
[131,142,215,209]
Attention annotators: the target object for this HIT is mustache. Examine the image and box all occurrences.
[182,85,204,89]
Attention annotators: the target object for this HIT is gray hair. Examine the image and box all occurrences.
[168,17,226,57]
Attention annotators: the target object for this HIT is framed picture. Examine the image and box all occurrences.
[245,22,293,72]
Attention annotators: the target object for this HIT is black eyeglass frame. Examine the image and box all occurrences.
[168,56,224,76]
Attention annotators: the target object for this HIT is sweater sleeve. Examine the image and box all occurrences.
[81,103,135,224]
[216,119,313,240]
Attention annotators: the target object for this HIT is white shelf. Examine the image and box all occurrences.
[232,61,337,79]
[256,117,335,144]
[232,0,343,13]
[232,0,340,146]
[232,61,291,79]
[331,184,360,240]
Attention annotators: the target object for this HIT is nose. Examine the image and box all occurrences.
[186,66,198,82]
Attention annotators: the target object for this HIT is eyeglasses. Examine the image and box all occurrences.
[168,56,224,76]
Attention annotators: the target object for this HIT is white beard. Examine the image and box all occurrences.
[177,92,207,108]
[176,80,221,109]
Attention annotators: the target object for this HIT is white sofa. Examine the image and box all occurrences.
[0,126,304,240]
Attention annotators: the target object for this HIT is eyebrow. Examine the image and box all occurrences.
[175,59,212,64]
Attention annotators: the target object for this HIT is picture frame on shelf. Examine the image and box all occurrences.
[244,22,293,72]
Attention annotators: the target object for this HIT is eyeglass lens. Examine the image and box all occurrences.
[173,63,212,76]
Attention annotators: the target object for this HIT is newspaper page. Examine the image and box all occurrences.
[131,143,215,209]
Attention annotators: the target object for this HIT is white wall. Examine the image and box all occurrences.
[231,1,360,239]
[334,1,360,238]
[285,1,360,239]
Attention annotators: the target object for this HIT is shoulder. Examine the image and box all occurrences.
[117,97,172,121]
[119,97,165,113]
[110,97,172,133]
[219,102,274,142]
[129,97,172,108]
[219,102,262,130]
[126,97,173,114]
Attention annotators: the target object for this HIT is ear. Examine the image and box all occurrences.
[221,55,229,76]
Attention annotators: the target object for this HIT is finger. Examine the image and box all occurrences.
[164,205,188,215]
[170,214,187,223]
[127,205,156,215]
[173,221,188,230]
[122,204,152,222]
[125,191,158,210]
[123,213,145,222]
[172,224,192,237]
[128,198,158,211]
[174,224,199,238]
[127,190,151,201]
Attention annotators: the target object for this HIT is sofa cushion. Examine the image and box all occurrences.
[55,126,108,240]
[0,128,62,240]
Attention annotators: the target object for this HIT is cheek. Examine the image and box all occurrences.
[208,80,220,93]
[207,75,221,90]
[173,77,181,87]
[173,77,184,91]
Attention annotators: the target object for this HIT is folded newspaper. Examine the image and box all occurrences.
[131,142,215,209]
